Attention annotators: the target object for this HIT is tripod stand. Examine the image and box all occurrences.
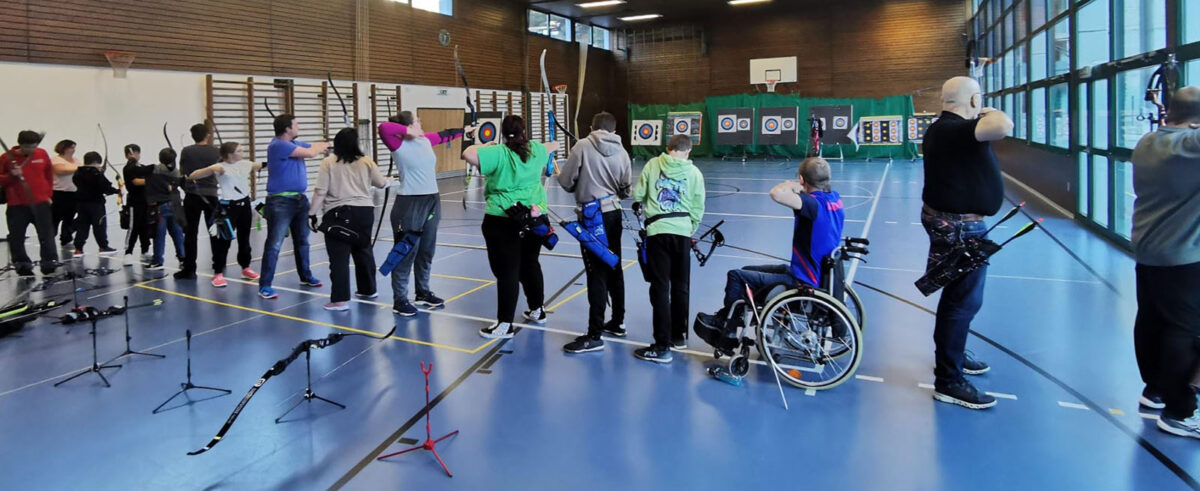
[112,295,165,362]
[54,307,121,388]
[274,344,345,423]
[377,362,459,477]
[153,329,231,414]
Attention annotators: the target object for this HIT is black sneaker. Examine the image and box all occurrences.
[415,292,445,308]
[634,346,673,364]
[479,321,514,339]
[563,335,604,353]
[963,351,990,375]
[1140,387,1166,410]
[145,262,164,271]
[523,307,547,325]
[602,320,626,337]
[1157,409,1200,439]
[392,300,418,317]
[671,337,687,351]
[933,379,997,410]
[98,247,118,256]
[16,266,35,277]
[173,270,197,280]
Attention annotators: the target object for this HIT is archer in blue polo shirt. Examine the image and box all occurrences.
[257,114,331,299]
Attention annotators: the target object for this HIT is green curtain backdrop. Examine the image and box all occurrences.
[628,94,919,160]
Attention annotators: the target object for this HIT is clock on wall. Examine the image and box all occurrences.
[438,29,451,47]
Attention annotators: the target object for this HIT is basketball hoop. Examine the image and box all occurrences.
[104,50,137,79]
[766,79,779,93]
[552,84,568,94]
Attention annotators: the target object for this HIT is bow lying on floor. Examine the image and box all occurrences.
[187,326,396,455]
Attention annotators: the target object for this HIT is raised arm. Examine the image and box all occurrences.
[379,122,409,152]
[188,163,225,181]
[462,144,483,171]
[975,108,1014,142]
[290,141,331,159]
[53,159,80,176]
[769,180,808,211]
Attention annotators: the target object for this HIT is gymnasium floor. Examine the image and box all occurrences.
[0,158,1195,490]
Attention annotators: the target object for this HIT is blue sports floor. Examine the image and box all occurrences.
[0,158,1196,490]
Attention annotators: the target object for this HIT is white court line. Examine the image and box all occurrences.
[855,265,1098,284]
[987,392,1019,400]
[884,221,898,225]
[917,383,935,390]
[1058,401,1090,410]
[1002,172,1073,218]
[855,375,885,383]
[846,163,890,283]
[1140,413,1161,421]
[805,389,816,396]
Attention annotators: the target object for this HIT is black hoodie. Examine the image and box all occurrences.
[72,165,119,203]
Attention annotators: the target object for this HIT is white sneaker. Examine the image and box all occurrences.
[523,307,547,325]
[479,321,514,339]
[1158,409,1200,439]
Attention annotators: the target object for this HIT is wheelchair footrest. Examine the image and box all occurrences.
[693,314,739,353]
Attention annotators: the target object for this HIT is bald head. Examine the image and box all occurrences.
[942,76,982,118]
[1167,86,1200,125]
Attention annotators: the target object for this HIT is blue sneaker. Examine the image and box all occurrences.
[392,300,418,317]
[259,287,278,299]
[301,277,323,288]
[1158,409,1200,439]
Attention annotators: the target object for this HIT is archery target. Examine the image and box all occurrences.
[463,111,505,151]
[833,116,849,130]
[737,118,750,130]
[632,120,662,146]
[673,118,692,135]
[782,118,796,131]
[718,114,737,133]
[761,116,782,135]
[477,121,499,144]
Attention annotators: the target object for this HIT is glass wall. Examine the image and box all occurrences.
[972,0,1196,246]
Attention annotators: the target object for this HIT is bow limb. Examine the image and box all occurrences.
[454,45,476,209]
[97,124,122,206]
[162,122,174,152]
[207,118,224,146]
[326,72,352,129]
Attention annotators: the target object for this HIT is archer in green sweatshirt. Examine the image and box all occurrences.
[633,143,705,238]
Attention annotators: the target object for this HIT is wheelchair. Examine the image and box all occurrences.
[695,237,870,390]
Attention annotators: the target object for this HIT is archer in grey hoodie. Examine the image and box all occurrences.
[558,111,634,354]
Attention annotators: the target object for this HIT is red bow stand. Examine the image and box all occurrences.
[376,362,460,477]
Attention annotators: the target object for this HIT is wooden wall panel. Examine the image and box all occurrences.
[625,0,966,109]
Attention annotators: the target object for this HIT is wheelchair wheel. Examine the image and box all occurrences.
[755,288,863,390]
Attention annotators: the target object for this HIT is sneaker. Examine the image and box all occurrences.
[173,270,197,280]
[324,302,349,311]
[392,300,418,317]
[634,346,673,364]
[211,273,227,288]
[415,292,445,308]
[355,291,379,299]
[479,321,515,339]
[241,268,260,280]
[16,267,35,277]
[258,287,278,299]
[963,351,990,375]
[933,379,997,410]
[563,335,604,353]
[523,307,547,325]
[145,262,164,271]
[1140,387,1166,410]
[98,247,118,256]
[602,320,627,337]
[1157,410,1200,439]
[123,253,135,267]
[72,249,84,258]
[301,276,323,288]
[671,337,688,351]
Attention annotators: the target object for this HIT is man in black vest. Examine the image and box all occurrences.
[921,76,1013,410]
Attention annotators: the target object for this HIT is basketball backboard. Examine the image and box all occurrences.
[749,56,798,85]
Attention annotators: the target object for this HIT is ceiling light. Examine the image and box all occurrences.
[729,0,771,5]
[577,0,625,7]
[619,14,662,21]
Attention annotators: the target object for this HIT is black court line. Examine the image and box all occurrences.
[330,332,516,489]
[854,280,1199,489]
[1003,195,1122,296]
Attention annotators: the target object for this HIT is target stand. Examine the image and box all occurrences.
[377,362,459,477]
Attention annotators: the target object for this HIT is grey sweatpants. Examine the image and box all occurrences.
[389,193,440,300]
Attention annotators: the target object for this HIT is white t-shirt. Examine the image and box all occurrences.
[216,160,253,201]
[51,155,78,192]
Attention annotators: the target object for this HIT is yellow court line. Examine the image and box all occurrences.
[546,260,638,312]
[380,238,585,260]
[134,284,485,354]
[431,273,493,284]
[442,280,495,305]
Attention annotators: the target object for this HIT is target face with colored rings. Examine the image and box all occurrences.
[720,117,735,130]
[478,122,498,143]
[675,120,690,133]
[782,119,795,130]
[764,119,779,131]
[638,124,656,139]
[738,119,750,130]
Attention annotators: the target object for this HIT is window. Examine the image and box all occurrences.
[1014,0,1028,41]
[1048,0,1068,19]
[1187,1,1199,45]
[1076,83,1088,148]
[1092,155,1109,227]
[1013,91,1026,139]
[528,11,550,36]
[393,0,451,16]
[1003,12,1013,48]
[1014,43,1027,85]
[1076,0,1109,69]
[1032,86,1047,144]
[1049,83,1069,148]
[592,27,611,50]
[574,22,592,44]
[1092,79,1109,149]
[1050,19,1069,76]
[1114,159,1135,238]
[1004,93,1013,116]
[1031,31,1047,81]
[1117,0,1166,58]
[549,14,570,41]
[1031,0,1046,30]
[1116,67,1155,148]
[1189,60,1200,86]
[1003,53,1014,88]
[1077,153,1090,216]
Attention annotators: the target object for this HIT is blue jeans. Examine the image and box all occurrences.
[722,264,796,313]
[154,202,184,265]
[259,194,313,288]
[922,211,988,388]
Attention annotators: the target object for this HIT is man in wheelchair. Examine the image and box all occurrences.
[695,157,845,351]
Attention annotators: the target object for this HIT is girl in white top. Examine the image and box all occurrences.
[51,139,82,246]
[188,142,262,287]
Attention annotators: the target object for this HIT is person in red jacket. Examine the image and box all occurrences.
[0,131,58,276]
